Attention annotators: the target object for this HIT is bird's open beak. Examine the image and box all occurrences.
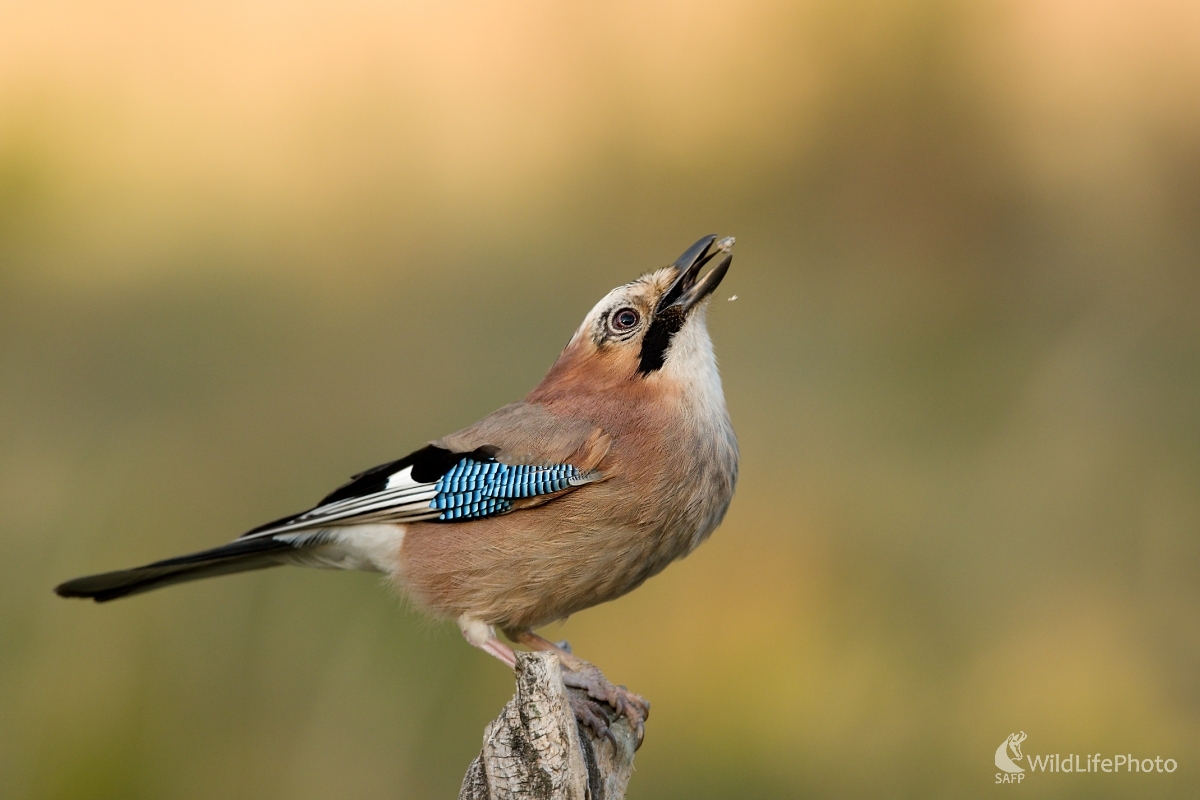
[658,234,735,314]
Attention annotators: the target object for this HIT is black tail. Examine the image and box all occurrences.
[55,537,296,602]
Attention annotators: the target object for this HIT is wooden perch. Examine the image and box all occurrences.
[460,651,640,800]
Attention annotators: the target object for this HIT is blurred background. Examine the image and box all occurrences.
[2,1,1198,797]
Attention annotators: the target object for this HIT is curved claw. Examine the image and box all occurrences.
[614,684,649,721]
[561,664,649,753]
[567,692,611,741]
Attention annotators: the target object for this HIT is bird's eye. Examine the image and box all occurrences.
[608,307,641,333]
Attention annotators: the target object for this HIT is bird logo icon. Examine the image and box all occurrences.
[996,732,1028,774]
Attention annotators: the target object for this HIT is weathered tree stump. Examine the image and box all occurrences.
[460,651,640,800]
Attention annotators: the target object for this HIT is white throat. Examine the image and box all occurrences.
[659,308,727,419]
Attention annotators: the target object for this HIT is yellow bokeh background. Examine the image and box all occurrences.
[2,1,1198,797]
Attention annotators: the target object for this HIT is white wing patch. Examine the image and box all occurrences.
[385,466,416,490]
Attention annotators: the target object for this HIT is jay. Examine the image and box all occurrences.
[56,235,739,743]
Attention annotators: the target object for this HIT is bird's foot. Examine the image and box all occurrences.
[507,631,649,749]
[559,661,650,749]
[566,690,618,748]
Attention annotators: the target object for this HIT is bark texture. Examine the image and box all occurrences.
[460,652,639,800]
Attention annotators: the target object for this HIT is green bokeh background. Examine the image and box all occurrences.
[2,2,1198,797]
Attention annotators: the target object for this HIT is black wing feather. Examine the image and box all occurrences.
[319,444,463,505]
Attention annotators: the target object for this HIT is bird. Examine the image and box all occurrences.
[55,234,739,744]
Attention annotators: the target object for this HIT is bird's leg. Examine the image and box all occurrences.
[510,630,649,748]
[458,615,517,668]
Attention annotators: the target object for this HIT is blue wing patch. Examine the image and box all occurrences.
[431,458,592,521]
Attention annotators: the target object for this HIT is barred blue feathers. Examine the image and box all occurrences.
[431,458,592,521]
